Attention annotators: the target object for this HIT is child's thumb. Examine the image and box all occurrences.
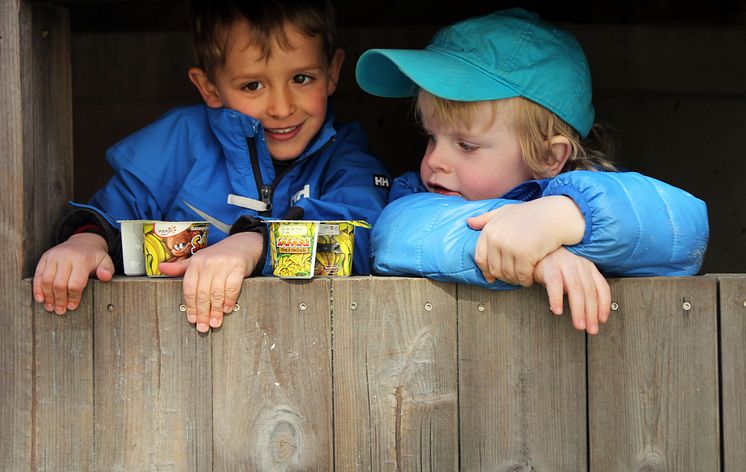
[95,256,115,282]
[466,211,493,230]
[157,259,189,277]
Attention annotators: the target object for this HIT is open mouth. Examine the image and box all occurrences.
[265,123,303,141]
[266,125,298,134]
[428,182,460,196]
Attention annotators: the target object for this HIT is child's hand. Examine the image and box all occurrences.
[533,247,610,334]
[158,231,263,333]
[33,233,114,315]
[467,196,586,287]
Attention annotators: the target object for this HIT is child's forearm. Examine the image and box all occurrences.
[371,192,518,289]
[543,171,708,276]
[527,195,585,247]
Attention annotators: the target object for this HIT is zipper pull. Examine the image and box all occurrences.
[261,185,273,210]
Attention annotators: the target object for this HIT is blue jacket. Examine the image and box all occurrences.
[68,104,391,275]
[372,171,709,289]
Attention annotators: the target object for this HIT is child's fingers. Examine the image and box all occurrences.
[95,255,115,283]
[208,276,226,329]
[580,267,599,335]
[51,261,74,315]
[37,258,59,312]
[474,234,496,283]
[594,271,611,323]
[513,257,535,288]
[158,259,189,277]
[565,276,587,331]
[33,255,49,306]
[223,271,244,313]
[498,255,516,285]
[466,209,499,231]
[541,265,564,315]
[182,268,199,325]
[194,275,213,333]
[66,264,91,311]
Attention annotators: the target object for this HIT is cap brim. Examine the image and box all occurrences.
[355,48,519,102]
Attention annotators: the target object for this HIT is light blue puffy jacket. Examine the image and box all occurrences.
[372,171,709,289]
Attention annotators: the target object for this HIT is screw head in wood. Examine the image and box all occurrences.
[179,304,186,312]
[611,302,619,311]
[682,301,692,311]
[478,303,486,312]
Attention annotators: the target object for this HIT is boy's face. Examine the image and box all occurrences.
[419,99,533,200]
[197,19,343,161]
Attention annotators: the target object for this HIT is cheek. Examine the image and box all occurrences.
[303,86,331,115]
[221,93,262,117]
[419,150,434,181]
[461,163,513,200]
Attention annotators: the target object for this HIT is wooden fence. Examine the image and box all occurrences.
[2,275,743,471]
[1,5,744,469]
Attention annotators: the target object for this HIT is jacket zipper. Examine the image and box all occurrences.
[269,136,337,199]
[247,135,337,216]
[247,137,272,216]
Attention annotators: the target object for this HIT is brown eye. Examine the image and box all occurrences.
[292,74,312,85]
[242,81,263,91]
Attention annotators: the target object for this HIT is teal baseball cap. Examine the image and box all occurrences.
[355,8,595,137]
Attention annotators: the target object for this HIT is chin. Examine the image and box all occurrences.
[268,145,304,161]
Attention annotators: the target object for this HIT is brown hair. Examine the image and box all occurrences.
[190,0,337,77]
[416,91,616,174]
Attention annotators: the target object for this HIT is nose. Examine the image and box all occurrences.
[423,141,451,173]
[267,87,295,119]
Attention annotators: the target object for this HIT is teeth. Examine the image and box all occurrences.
[266,126,297,134]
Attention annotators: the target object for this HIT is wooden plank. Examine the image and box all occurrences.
[589,277,719,471]
[719,274,746,471]
[333,277,458,471]
[2,0,34,469]
[93,278,212,471]
[21,1,73,278]
[211,277,333,471]
[33,284,93,470]
[459,284,586,471]
[1,279,33,471]
[18,4,82,466]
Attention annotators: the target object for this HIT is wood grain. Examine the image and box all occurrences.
[21,1,73,278]
[93,278,211,471]
[2,1,72,470]
[459,284,587,471]
[718,274,746,470]
[211,277,333,471]
[588,277,719,471]
[33,285,93,470]
[333,277,458,471]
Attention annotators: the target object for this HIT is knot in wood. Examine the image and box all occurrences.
[636,450,665,472]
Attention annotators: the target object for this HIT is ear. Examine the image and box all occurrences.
[533,136,572,179]
[326,48,345,96]
[188,67,224,108]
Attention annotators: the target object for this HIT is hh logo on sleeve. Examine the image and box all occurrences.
[373,175,390,188]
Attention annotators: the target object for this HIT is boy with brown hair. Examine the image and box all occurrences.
[34,0,390,332]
